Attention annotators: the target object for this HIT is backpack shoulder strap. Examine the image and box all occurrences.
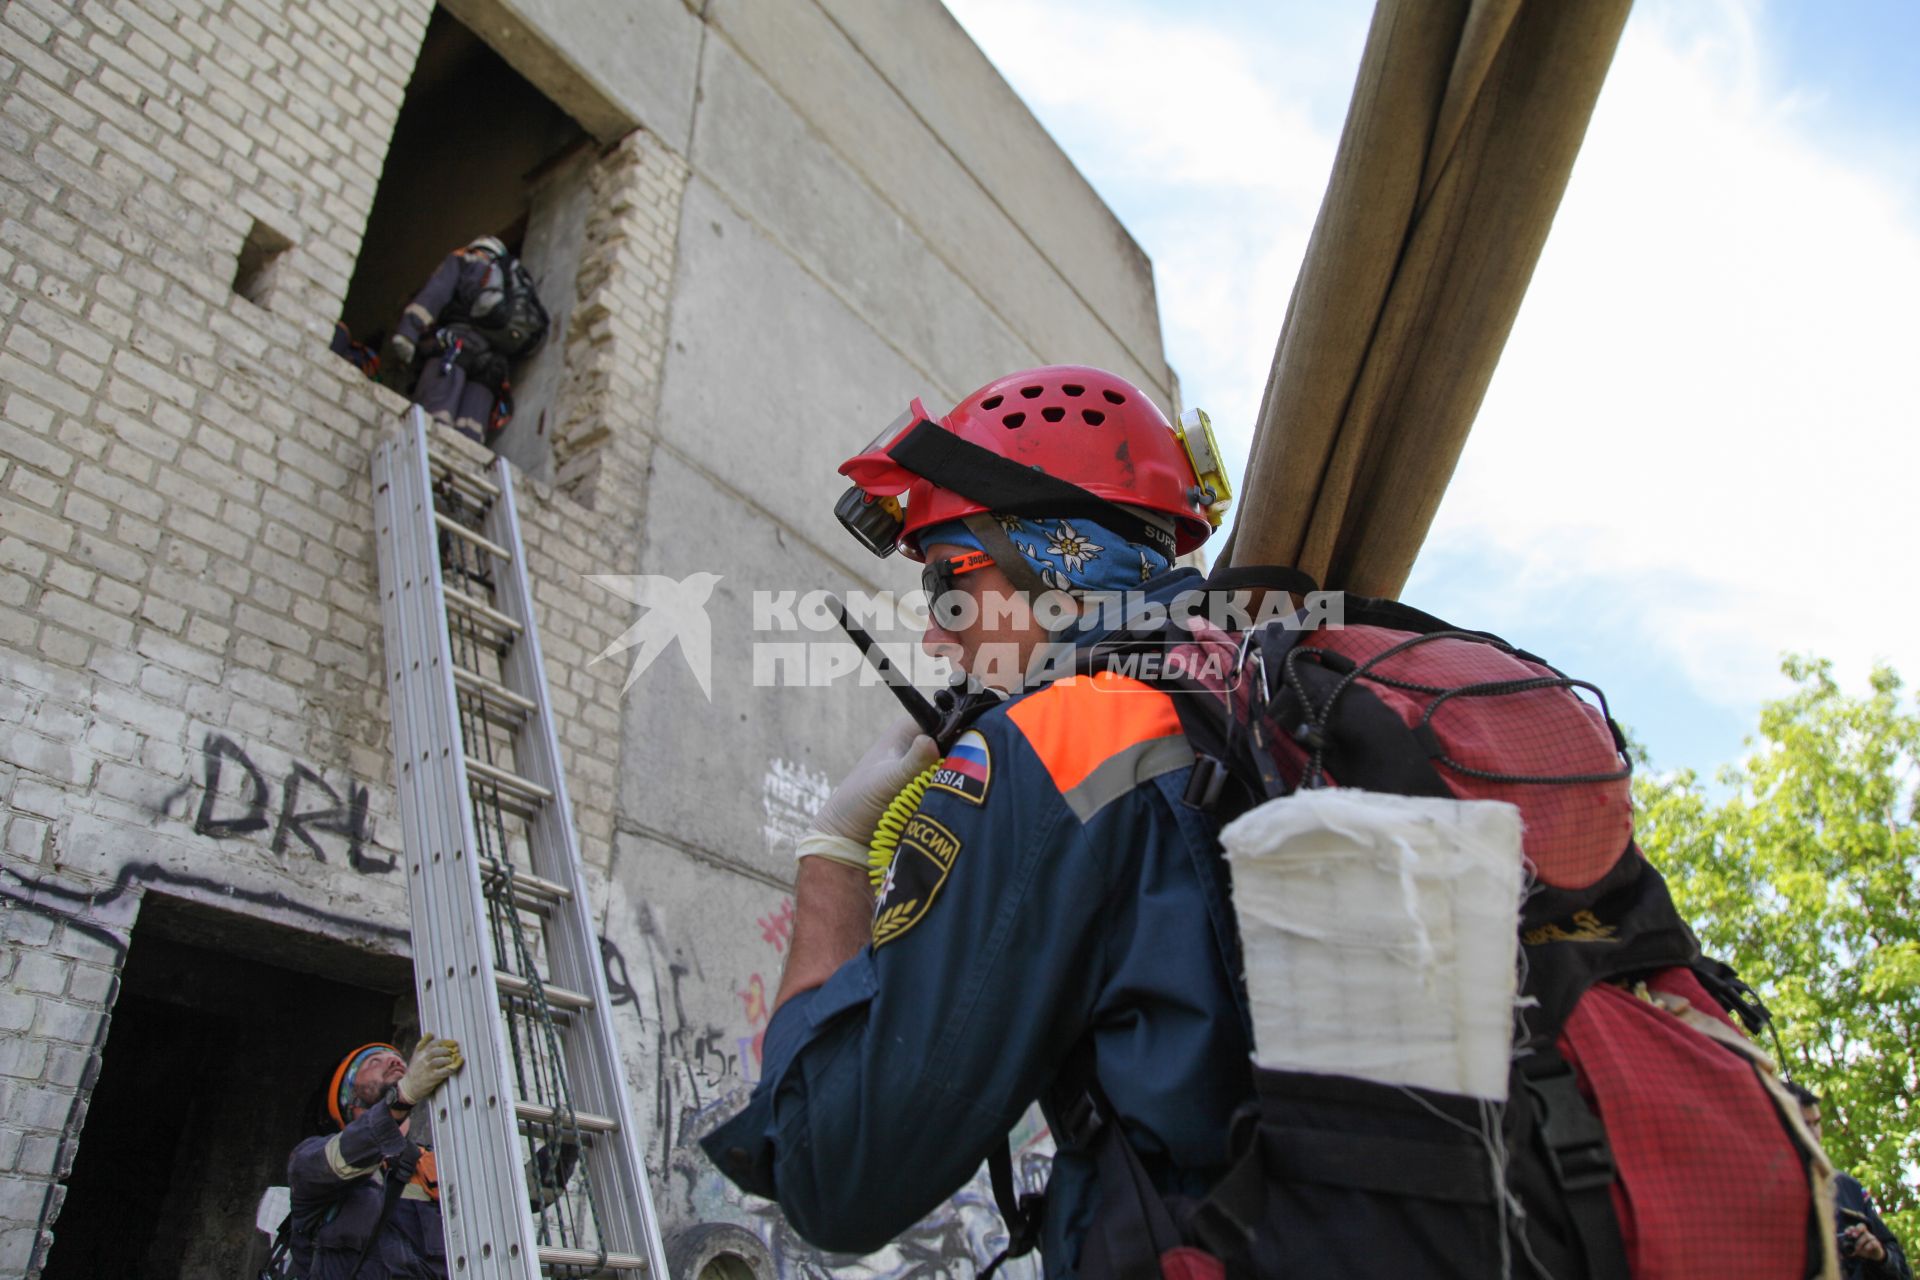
[980,1140,1045,1280]
[1514,1048,1632,1280]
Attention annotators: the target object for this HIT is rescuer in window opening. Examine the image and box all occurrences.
[287,1037,462,1279]
[699,366,1244,1278]
[384,235,550,446]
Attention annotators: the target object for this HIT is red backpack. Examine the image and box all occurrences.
[1048,568,1827,1280]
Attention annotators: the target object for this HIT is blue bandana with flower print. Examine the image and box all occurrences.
[919,515,1172,594]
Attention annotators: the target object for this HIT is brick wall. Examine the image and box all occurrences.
[0,1,686,1271]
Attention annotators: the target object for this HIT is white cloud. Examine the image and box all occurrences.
[1432,0,1920,706]
[941,0,1358,526]
[946,0,1920,722]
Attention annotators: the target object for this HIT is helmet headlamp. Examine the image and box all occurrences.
[1175,408,1233,527]
[835,486,905,559]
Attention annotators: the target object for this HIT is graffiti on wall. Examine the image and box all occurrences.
[761,758,830,860]
[156,732,386,872]
[594,821,1056,1280]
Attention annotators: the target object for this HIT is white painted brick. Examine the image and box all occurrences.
[36,589,131,648]
[63,964,113,1007]
[81,716,139,762]
[134,629,223,682]
[2,817,47,862]
[2,1084,75,1135]
[0,419,72,478]
[6,777,65,821]
[0,998,31,1036]
[5,731,89,787]
[6,467,61,510]
[8,952,65,997]
[48,924,118,967]
[93,686,185,743]
[29,997,98,1046]
[73,531,147,584]
[0,537,46,577]
[85,643,141,687]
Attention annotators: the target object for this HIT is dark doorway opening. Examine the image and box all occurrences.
[338,6,592,475]
[44,897,412,1279]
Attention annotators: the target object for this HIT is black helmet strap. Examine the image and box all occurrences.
[887,421,1178,560]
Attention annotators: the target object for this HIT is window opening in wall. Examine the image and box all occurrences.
[43,898,411,1280]
[232,218,294,306]
[338,6,590,472]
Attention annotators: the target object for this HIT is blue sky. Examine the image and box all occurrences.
[946,0,1920,779]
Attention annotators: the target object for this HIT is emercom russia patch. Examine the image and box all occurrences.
[872,813,962,948]
[926,729,990,804]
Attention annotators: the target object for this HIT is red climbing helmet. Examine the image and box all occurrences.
[836,366,1229,562]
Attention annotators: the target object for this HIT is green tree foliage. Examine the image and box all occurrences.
[1635,656,1919,1244]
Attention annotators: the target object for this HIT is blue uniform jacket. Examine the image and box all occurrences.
[1839,1172,1912,1280]
[288,1103,446,1279]
[703,568,1254,1276]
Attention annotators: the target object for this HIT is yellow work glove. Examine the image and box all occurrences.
[398,1035,464,1106]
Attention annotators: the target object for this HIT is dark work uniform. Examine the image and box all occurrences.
[703,568,1254,1278]
[1838,1173,1912,1280]
[393,247,503,444]
[288,1103,445,1279]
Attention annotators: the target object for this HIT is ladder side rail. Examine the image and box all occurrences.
[376,412,544,1278]
[485,457,668,1275]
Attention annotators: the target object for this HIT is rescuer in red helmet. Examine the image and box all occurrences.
[284,1037,462,1279]
[703,366,1248,1278]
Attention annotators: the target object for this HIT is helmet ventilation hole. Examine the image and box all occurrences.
[1081,409,1105,426]
[1002,412,1026,429]
[981,394,1003,410]
[1041,406,1065,423]
[1020,385,1044,398]
[1062,384,1084,396]
[1103,389,1127,405]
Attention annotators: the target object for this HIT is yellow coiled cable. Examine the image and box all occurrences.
[868,762,940,894]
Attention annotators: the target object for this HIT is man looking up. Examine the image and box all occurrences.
[288,1036,463,1278]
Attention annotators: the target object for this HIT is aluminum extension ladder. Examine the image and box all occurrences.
[371,406,668,1278]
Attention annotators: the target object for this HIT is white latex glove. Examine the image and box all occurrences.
[386,333,417,367]
[811,718,939,847]
[397,1035,463,1106]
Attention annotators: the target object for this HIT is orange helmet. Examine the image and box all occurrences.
[836,366,1226,562]
[327,1042,401,1129]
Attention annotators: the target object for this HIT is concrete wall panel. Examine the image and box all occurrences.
[654,172,1031,572]
[611,445,923,882]
[441,0,704,150]
[817,0,1169,387]
[701,0,1171,403]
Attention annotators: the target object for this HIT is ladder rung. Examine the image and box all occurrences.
[496,970,594,1011]
[426,446,501,499]
[445,584,524,634]
[479,857,571,903]
[466,756,553,803]
[434,511,513,562]
[537,1247,647,1271]
[515,1100,618,1134]
[452,664,537,715]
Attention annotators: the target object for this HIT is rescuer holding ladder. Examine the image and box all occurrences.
[287,1037,464,1278]
[701,366,1242,1276]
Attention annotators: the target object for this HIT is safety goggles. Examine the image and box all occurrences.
[922,550,995,628]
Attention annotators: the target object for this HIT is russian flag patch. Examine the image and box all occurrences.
[928,729,991,804]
